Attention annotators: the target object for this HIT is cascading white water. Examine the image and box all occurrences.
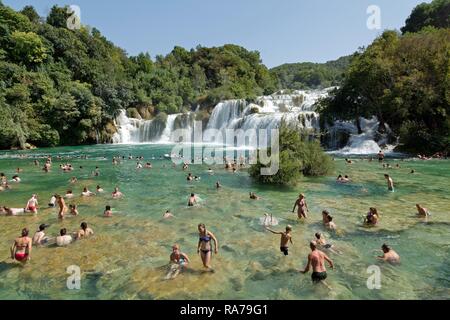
[111,88,395,154]
[159,114,178,143]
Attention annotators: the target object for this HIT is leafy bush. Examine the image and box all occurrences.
[249,124,334,185]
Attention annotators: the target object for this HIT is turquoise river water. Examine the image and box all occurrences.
[0,144,449,300]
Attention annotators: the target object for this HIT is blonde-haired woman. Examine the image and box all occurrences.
[197,223,218,270]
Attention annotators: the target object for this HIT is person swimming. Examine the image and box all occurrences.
[65,190,74,199]
[416,204,430,217]
[81,187,95,197]
[249,192,260,200]
[56,228,73,246]
[188,193,197,207]
[48,194,57,208]
[165,244,190,280]
[77,222,94,239]
[365,207,379,225]
[163,210,173,219]
[10,228,32,263]
[112,187,123,199]
[215,181,221,189]
[96,185,104,193]
[313,233,341,254]
[292,193,308,219]
[69,204,79,216]
[104,205,113,217]
[33,224,50,245]
[186,173,193,181]
[377,244,400,264]
[26,194,38,214]
[197,223,218,270]
[266,225,293,256]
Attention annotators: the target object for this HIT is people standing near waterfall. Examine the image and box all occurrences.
[197,223,218,270]
[384,174,394,192]
[378,150,385,162]
[292,193,308,219]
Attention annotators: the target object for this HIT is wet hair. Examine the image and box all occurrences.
[80,222,87,230]
[384,174,389,178]
[337,175,342,178]
[328,216,333,222]
[382,244,390,252]
[322,210,329,216]
[21,228,29,237]
[198,223,206,231]
[60,228,67,236]
[344,175,349,178]
[105,205,111,210]
[310,241,317,249]
[191,193,195,197]
[286,225,292,231]
[315,233,321,239]
[83,187,87,192]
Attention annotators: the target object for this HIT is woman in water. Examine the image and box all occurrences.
[69,204,79,216]
[292,193,308,219]
[96,185,104,193]
[416,204,430,217]
[81,187,95,197]
[365,207,379,225]
[112,187,123,199]
[76,222,94,239]
[65,190,74,199]
[188,193,197,207]
[165,244,190,279]
[197,223,218,270]
[104,205,113,217]
[10,228,32,263]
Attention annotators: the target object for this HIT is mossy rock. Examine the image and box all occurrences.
[126,108,142,119]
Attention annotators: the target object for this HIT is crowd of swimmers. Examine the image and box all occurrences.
[0,150,435,288]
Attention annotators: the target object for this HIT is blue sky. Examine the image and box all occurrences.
[4,0,429,68]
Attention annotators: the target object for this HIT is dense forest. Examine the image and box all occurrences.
[270,55,353,90]
[319,0,450,154]
[0,2,277,149]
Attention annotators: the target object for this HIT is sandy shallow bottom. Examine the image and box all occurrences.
[0,144,449,299]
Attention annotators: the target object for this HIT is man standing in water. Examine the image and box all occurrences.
[292,193,308,219]
[378,150,385,162]
[384,174,394,192]
[266,225,293,256]
[301,241,334,285]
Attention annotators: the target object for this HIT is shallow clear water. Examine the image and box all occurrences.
[0,144,449,300]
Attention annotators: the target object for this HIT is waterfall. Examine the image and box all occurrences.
[111,88,396,154]
[159,114,178,143]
